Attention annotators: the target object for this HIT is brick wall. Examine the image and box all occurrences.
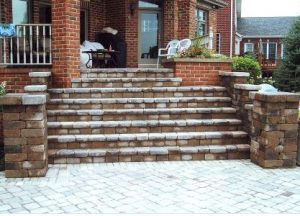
[1,0,12,23]
[88,0,106,41]
[216,0,235,56]
[0,68,51,93]
[163,0,179,46]
[164,59,232,86]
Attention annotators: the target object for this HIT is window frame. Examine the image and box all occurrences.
[216,33,221,54]
[262,42,277,60]
[244,43,254,53]
[195,8,208,37]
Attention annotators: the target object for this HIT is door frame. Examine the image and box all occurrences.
[138,8,163,66]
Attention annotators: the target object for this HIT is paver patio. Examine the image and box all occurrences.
[1,160,300,214]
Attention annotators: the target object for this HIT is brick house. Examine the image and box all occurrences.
[237,16,298,75]
[0,0,227,91]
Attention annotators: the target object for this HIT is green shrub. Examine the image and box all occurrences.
[232,56,262,85]
[274,17,300,92]
[0,81,7,96]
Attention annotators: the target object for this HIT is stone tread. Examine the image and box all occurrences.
[72,77,182,82]
[48,86,227,94]
[47,119,242,128]
[48,97,232,104]
[47,107,237,116]
[80,68,173,73]
[48,144,250,157]
[48,131,248,143]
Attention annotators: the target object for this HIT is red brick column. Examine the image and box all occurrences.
[178,0,197,39]
[163,0,179,46]
[51,0,81,88]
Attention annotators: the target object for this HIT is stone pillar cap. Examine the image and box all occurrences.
[234,84,262,90]
[219,71,250,77]
[29,72,51,78]
[251,91,300,102]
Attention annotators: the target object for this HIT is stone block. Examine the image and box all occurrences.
[3,113,20,121]
[5,170,28,178]
[3,121,26,130]
[0,94,22,105]
[26,121,45,129]
[5,153,27,162]
[21,129,45,138]
[23,161,46,169]
[4,129,21,137]
[20,112,44,121]
[28,168,48,177]
[4,138,26,146]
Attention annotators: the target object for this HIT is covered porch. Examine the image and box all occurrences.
[0,0,226,89]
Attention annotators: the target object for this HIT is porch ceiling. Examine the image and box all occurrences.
[199,0,228,9]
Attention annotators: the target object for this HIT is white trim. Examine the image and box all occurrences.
[244,42,254,53]
[262,42,277,60]
[281,43,284,59]
[216,33,221,54]
[230,0,233,57]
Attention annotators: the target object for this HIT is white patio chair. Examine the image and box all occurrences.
[156,39,179,68]
[177,38,192,53]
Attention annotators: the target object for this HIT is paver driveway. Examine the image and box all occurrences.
[1,160,300,214]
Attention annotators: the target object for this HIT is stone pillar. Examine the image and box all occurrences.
[233,84,261,134]
[0,94,48,178]
[51,0,81,88]
[219,71,249,98]
[250,92,300,168]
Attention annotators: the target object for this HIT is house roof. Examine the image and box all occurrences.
[237,17,299,38]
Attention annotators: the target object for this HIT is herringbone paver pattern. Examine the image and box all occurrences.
[1,160,300,213]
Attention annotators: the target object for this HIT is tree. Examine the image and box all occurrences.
[274,17,300,92]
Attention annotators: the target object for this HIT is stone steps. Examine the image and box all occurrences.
[47,119,242,135]
[47,131,249,150]
[48,144,250,164]
[47,107,238,121]
[47,97,232,110]
[71,78,182,88]
[80,68,174,78]
[49,86,228,99]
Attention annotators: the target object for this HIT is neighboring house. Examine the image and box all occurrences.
[237,16,298,75]
[0,0,227,91]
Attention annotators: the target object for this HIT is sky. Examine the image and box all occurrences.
[242,0,300,17]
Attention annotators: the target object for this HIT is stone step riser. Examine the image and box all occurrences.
[48,125,241,136]
[48,137,249,150]
[48,151,249,164]
[81,72,174,78]
[71,81,181,88]
[47,102,232,110]
[50,91,227,99]
[48,113,237,122]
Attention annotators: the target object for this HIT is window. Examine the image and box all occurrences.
[195,9,207,37]
[244,43,254,53]
[262,42,277,60]
[12,0,30,24]
[216,33,221,54]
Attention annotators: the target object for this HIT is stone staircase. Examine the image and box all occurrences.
[47,68,250,164]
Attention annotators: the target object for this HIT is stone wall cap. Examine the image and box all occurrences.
[0,93,24,105]
[24,85,47,92]
[22,94,47,105]
[219,71,250,77]
[29,72,51,78]
[252,92,300,102]
[234,84,261,90]
[162,58,233,63]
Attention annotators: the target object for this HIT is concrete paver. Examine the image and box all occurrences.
[1,160,300,213]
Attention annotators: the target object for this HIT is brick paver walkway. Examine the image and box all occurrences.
[1,160,300,213]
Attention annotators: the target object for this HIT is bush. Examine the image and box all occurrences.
[0,81,7,96]
[274,17,300,92]
[232,56,262,84]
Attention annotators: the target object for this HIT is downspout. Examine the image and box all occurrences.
[230,0,233,57]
